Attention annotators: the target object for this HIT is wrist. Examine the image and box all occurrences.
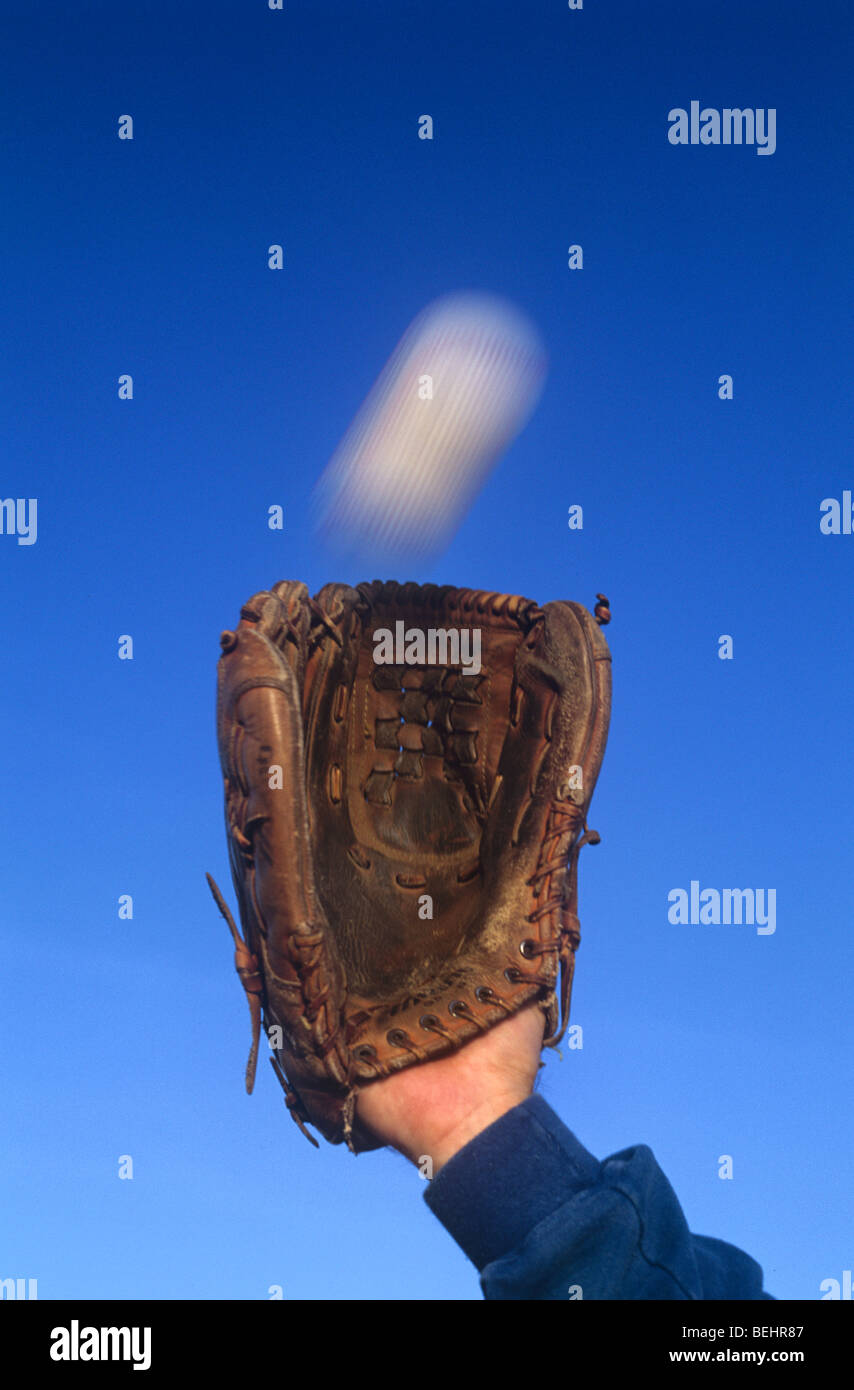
[405,1088,531,1175]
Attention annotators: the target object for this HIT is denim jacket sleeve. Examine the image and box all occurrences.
[423,1094,774,1300]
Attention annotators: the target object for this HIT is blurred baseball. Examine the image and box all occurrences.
[313,291,547,564]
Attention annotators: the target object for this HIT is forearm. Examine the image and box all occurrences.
[422,1095,774,1301]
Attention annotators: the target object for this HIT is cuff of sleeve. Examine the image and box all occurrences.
[422,1093,600,1270]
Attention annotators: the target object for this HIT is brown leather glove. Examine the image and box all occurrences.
[208,579,611,1151]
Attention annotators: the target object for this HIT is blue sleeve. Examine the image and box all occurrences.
[423,1094,774,1300]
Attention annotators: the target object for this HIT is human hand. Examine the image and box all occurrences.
[355,1004,546,1174]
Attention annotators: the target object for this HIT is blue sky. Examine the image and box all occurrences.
[2,0,852,1300]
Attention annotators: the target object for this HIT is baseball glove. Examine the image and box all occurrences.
[208,579,612,1151]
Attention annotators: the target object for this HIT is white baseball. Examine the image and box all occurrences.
[313,291,547,562]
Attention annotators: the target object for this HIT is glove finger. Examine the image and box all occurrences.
[217,616,347,1082]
